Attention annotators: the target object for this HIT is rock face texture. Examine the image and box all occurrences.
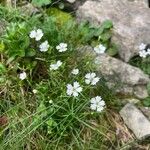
[79,46,150,99]
[77,0,150,62]
[120,103,150,140]
[95,54,150,99]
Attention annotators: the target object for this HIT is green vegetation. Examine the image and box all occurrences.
[0,5,121,150]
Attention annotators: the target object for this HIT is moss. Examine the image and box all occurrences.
[46,7,73,25]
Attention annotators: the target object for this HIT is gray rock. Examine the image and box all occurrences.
[95,54,149,98]
[76,0,150,62]
[120,103,150,140]
[20,3,39,16]
[140,107,150,120]
[66,0,76,3]
[78,46,150,99]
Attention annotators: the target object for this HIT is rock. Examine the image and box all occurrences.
[122,98,140,104]
[133,85,149,99]
[78,46,149,99]
[76,0,150,62]
[120,103,150,140]
[20,3,39,16]
[66,0,76,3]
[63,0,86,11]
[95,54,149,98]
[140,107,150,120]
[127,0,149,8]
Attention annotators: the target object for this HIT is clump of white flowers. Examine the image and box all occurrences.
[39,41,50,52]
[138,43,150,58]
[90,96,105,112]
[19,72,27,80]
[71,69,79,75]
[29,29,43,41]
[66,81,82,97]
[56,43,68,52]
[85,73,100,85]
[50,60,62,70]
[94,44,106,54]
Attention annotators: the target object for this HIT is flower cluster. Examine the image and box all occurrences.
[139,43,150,58]
[19,28,105,113]
[30,29,49,52]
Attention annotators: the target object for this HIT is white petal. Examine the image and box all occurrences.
[73,91,79,97]
[90,104,97,110]
[67,89,73,96]
[73,82,80,88]
[95,96,102,103]
[97,106,104,112]
[35,29,43,41]
[29,30,36,38]
[67,84,73,90]
[91,77,100,85]
[76,87,82,93]
[90,97,96,104]
[91,73,96,78]
[85,79,90,84]
[85,73,91,79]
[139,43,146,51]
[56,60,62,67]
[99,100,105,107]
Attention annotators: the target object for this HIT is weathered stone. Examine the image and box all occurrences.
[127,0,149,8]
[76,0,150,62]
[140,107,150,120]
[78,46,150,99]
[95,54,149,85]
[95,54,149,98]
[120,103,150,140]
[133,85,149,99]
[20,3,39,16]
[66,0,76,3]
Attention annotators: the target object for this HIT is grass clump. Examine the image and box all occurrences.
[0,5,120,150]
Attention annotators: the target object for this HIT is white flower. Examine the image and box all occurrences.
[139,50,147,58]
[139,43,146,51]
[33,89,38,94]
[71,69,79,75]
[66,81,82,97]
[56,43,67,52]
[39,41,49,52]
[29,29,43,41]
[50,60,62,70]
[90,96,105,112]
[19,72,27,80]
[146,48,150,55]
[94,44,106,54]
[85,73,100,85]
